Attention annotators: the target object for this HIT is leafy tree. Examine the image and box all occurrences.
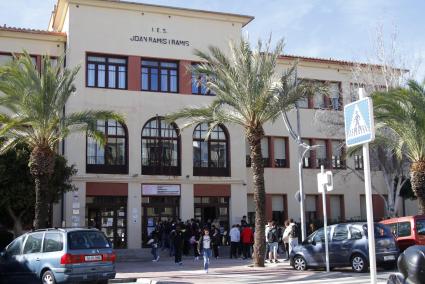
[0,144,76,236]
[167,38,317,267]
[0,52,124,229]
[373,79,425,214]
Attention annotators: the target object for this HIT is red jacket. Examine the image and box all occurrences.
[241,227,254,244]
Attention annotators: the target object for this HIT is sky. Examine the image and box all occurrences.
[1,0,424,78]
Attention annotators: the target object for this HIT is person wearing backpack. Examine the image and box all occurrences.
[282,218,299,256]
[267,221,279,263]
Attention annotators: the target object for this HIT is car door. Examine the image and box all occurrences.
[330,224,351,266]
[306,228,327,266]
[0,235,35,283]
[22,232,44,280]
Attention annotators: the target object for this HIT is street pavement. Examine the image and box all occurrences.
[114,256,393,284]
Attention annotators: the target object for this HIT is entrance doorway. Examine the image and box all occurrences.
[194,196,229,230]
[86,196,127,249]
[141,196,179,246]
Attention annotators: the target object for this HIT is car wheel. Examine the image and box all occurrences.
[42,270,56,284]
[293,255,307,271]
[351,254,368,273]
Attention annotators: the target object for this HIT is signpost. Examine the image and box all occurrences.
[317,167,333,272]
[344,88,376,284]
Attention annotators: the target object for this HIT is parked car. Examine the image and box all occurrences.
[380,215,425,251]
[0,228,116,284]
[290,223,399,272]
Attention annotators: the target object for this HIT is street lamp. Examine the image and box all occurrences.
[279,110,322,242]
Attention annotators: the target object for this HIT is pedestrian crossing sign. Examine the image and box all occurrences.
[344,97,375,147]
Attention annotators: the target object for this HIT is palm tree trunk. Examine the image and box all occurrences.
[247,127,266,267]
[29,145,55,229]
[410,161,425,215]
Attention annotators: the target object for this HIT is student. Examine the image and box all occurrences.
[172,224,184,265]
[229,224,240,258]
[198,228,212,273]
[241,225,254,259]
[148,227,160,262]
[211,227,221,259]
[282,218,299,256]
[267,221,279,263]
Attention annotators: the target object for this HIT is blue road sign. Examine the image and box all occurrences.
[344,97,375,147]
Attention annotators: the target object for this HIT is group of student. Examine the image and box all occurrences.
[147,217,300,273]
[265,219,300,263]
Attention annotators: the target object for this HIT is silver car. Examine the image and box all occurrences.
[0,228,116,284]
[290,223,399,272]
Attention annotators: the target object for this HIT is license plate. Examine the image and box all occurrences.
[384,255,395,261]
[85,255,102,262]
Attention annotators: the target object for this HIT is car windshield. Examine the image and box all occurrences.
[416,219,425,235]
[363,224,393,238]
[68,231,111,250]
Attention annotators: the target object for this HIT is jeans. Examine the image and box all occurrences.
[230,242,238,258]
[289,238,298,255]
[151,244,158,260]
[203,248,212,271]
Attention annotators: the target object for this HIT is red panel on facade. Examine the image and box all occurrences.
[179,60,192,94]
[194,184,231,196]
[86,182,128,196]
[265,194,272,221]
[128,56,141,91]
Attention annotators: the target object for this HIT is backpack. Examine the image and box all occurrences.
[290,224,299,239]
[267,228,278,243]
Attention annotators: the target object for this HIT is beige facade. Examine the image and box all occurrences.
[0,0,416,249]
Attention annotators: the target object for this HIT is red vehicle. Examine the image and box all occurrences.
[380,215,425,251]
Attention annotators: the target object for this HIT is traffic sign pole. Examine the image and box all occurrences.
[359,89,377,284]
[320,165,330,273]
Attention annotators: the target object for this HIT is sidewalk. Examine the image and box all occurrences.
[114,255,390,284]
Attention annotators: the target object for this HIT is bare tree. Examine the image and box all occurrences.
[314,23,418,217]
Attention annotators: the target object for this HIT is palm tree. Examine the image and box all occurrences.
[167,38,318,267]
[373,79,425,214]
[0,52,123,229]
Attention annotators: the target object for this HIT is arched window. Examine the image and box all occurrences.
[193,123,230,176]
[87,119,128,174]
[141,117,180,175]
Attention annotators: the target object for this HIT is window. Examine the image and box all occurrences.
[68,231,111,250]
[193,123,229,176]
[302,139,312,168]
[398,222,411,237]
[23,233,43,254]
[43,233,63,252]
[87,120,128,174]
[273,137,288,167]
[331,140,344,169]
[272,195,285,225]
[329,82,342,110]
[315,139,327,168]
[141,60,178,93]
[354,153,364,170]
[0,54,13,65]
[330,195,343,222]
[247,195,255,225]
[306,195,317,223]
[245,140,251,167]
[313,228,330,243]
[313,87,326,109]
[141,117,180,175]
[332,225,348,241]
[297,97,309,108]
[191,64,214,95]
[6,236,24,256]
[261,137,270,167]
[416,220,425,236]
[87,55,127,89]
[349,226,363,240]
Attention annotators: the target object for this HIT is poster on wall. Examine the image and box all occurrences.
[142,184,181,196]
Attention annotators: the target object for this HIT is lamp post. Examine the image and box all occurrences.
[280,111,321,241]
